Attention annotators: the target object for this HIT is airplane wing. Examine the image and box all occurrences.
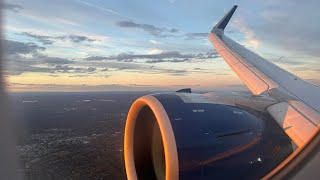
[208,5,320,148]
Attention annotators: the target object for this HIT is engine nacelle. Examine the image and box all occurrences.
[124,93,293,180]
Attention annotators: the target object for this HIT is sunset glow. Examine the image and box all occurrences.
[3,0,320,92]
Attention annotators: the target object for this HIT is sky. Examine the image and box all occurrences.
[2,0,320,92]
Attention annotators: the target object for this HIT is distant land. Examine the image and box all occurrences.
[10,91,153,179]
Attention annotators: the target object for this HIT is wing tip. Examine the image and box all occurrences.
[211,5,238,33]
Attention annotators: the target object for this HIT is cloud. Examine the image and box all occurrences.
[3,39,219,77]
[2,39,80,75]
[116,20,178,37]
[40,65,97,74]
[52,65,75,72]
[2,3,23,13]
[87,67,96,72]
[48,74,60,77]
[149,40,162,44]
[7,82,246,92]
[6,82,161,92]
[5,52,216,77]
[84,55,110,61]
[145,58,191,63]
[75,0,120,16]
[159,69,188,76]
[21,32,54,45]
[145,59,167,63]
[82,59,196,76]
[5,59,52,75]
[56,34,97,43]
[288,64,320,73]
[4,56,77,75]
[39,56,74,65]
[21,32,98,45]
[3,39,73,63]
[84,50,219,63]
[185,33,208,40]
[231,18,260,49]
[147,48,163,54]
[250,0,320,57]
[100,68,109,71]
[68,75,89,77]
[3,40,45,56]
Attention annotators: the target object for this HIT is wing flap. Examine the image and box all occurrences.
[267,101,320,147]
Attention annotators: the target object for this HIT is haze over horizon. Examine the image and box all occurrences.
[3,0,320,92]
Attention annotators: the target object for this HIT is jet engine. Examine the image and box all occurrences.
[124,92,293,180]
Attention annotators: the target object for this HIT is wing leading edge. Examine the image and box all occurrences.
[208,5,320,148]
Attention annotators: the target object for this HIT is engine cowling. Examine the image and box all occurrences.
[124,93,293,180]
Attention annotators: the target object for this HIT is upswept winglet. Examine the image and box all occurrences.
[212,5,237,32]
